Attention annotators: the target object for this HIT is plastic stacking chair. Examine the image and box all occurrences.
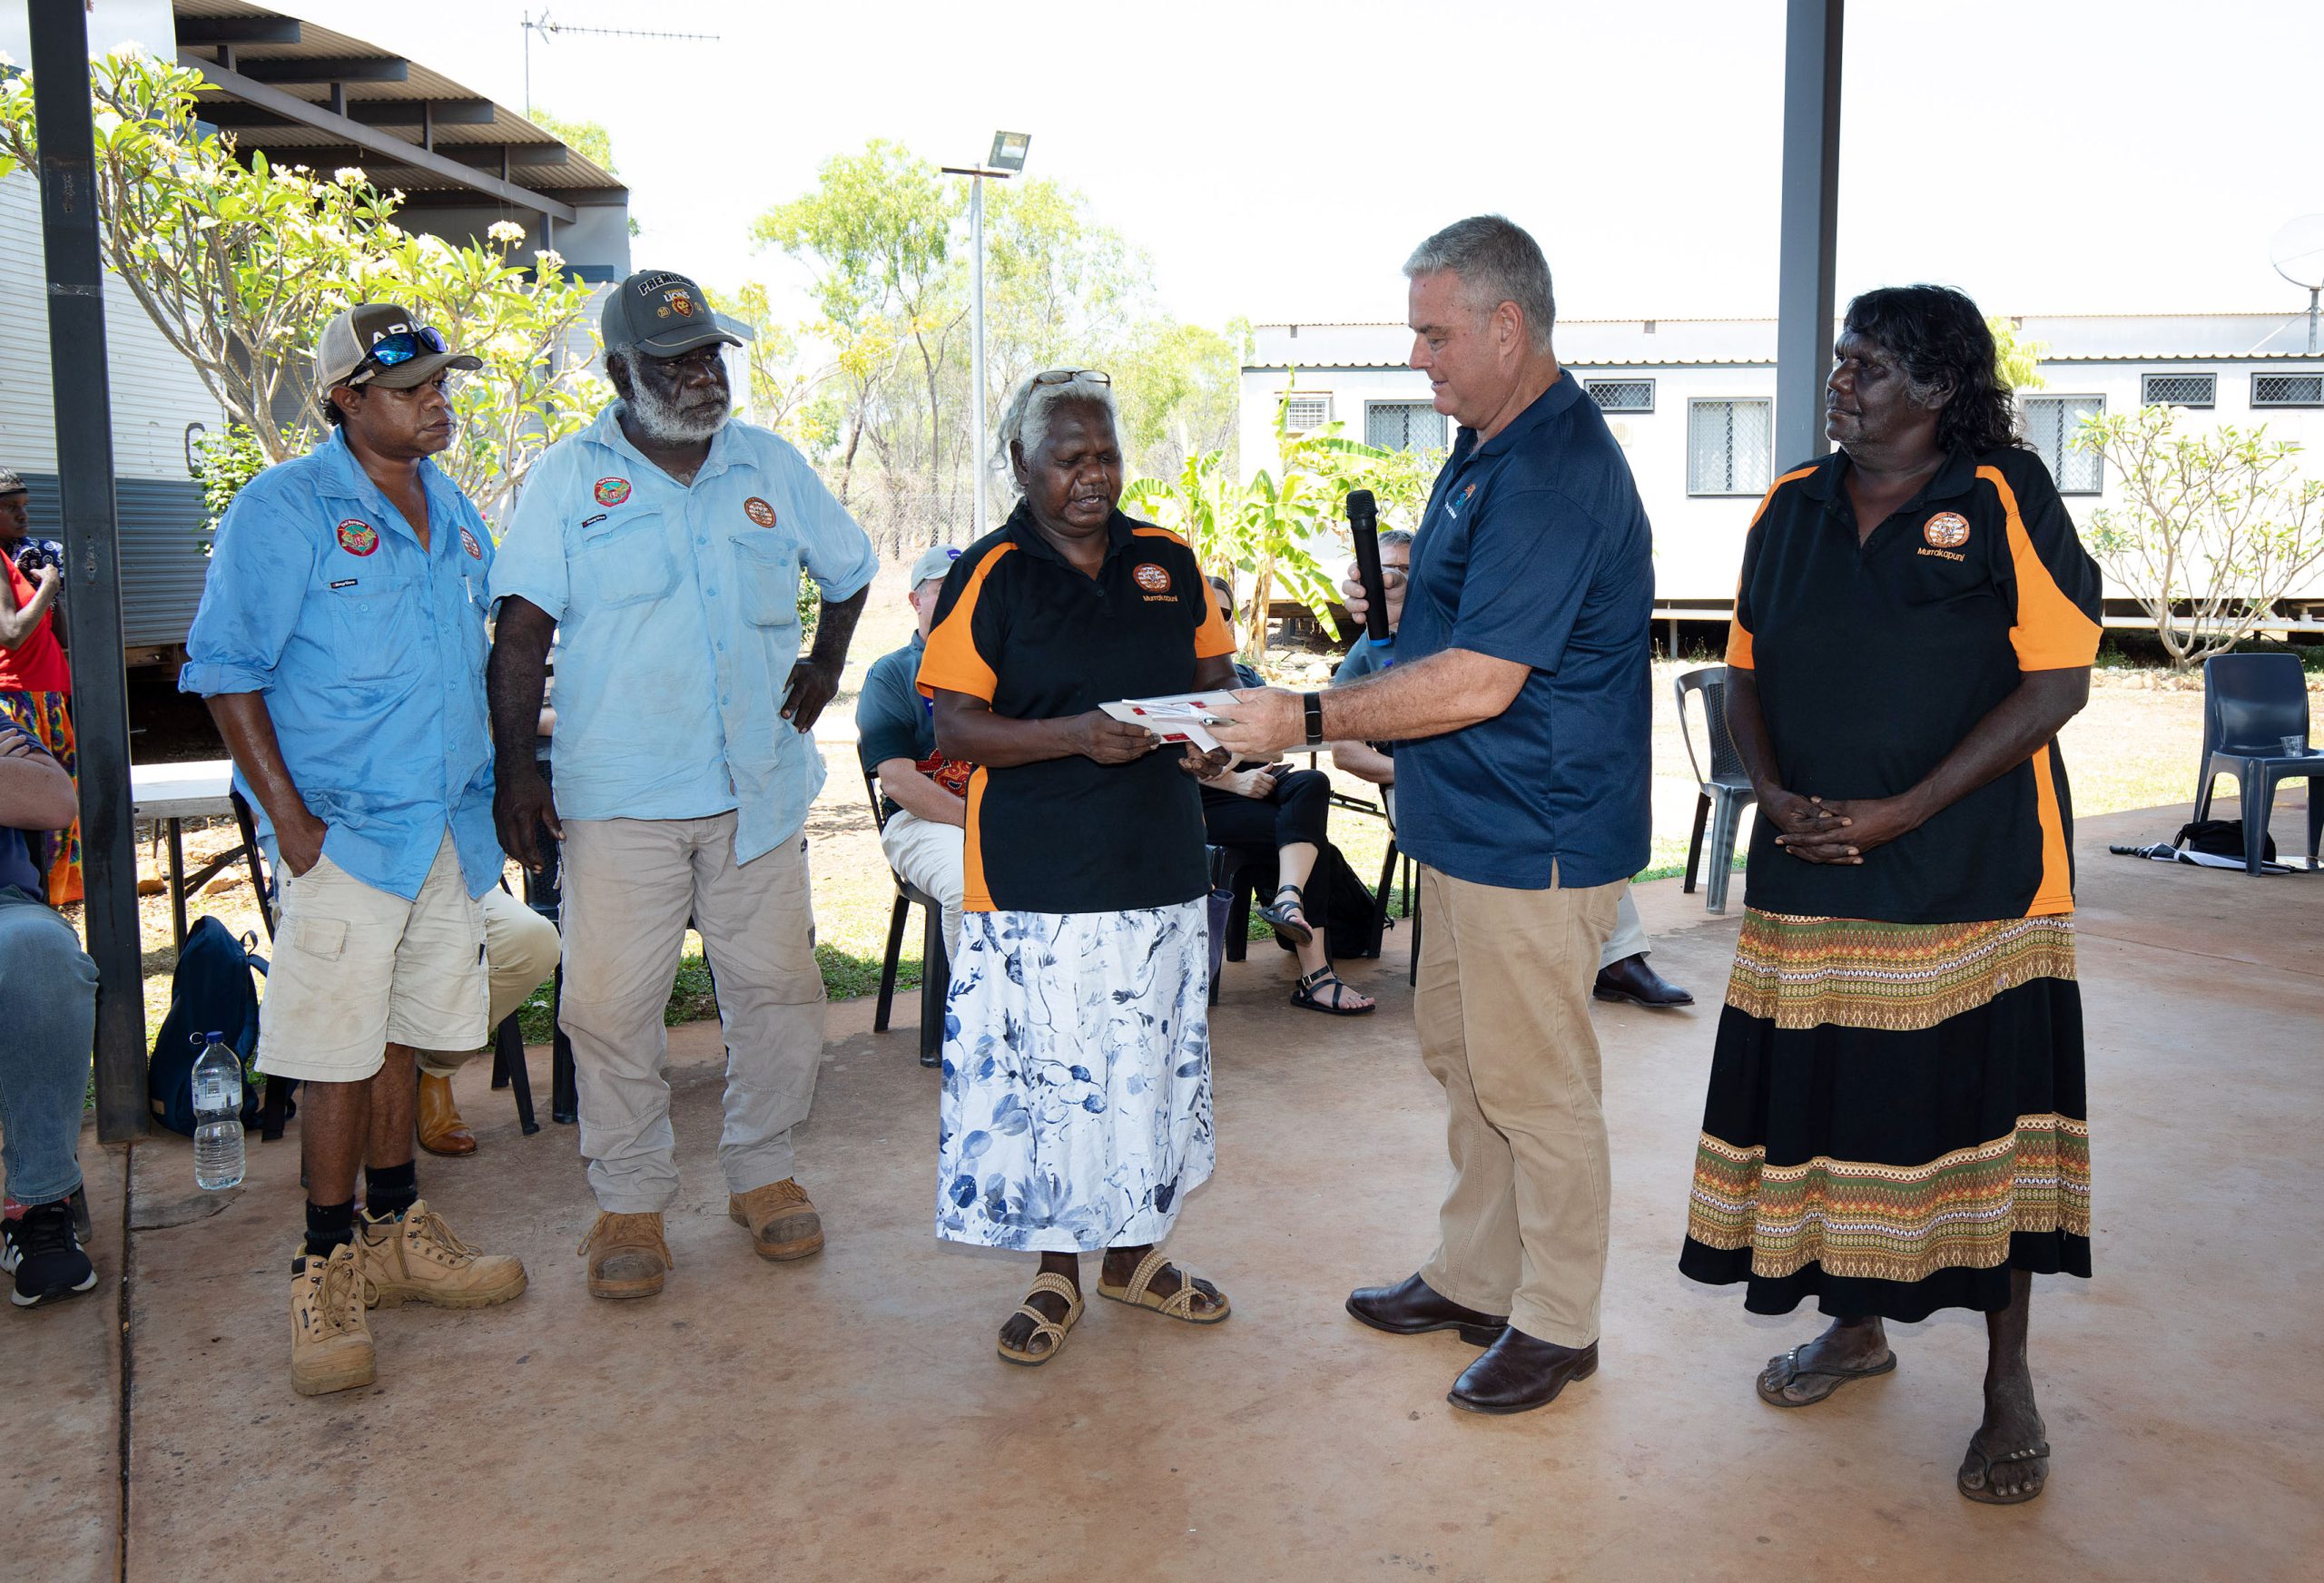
[2191,654,2322,877]
[1676,665,1758,914]
[864,772,950,1067]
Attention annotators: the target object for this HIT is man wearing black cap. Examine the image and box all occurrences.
[489,270,878,1300]
[182,304,528,1396]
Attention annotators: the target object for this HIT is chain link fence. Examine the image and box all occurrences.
[828,477,1018,560]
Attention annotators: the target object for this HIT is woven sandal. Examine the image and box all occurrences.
[1095,1247,1231,1325]
[996,1272,1085,1367]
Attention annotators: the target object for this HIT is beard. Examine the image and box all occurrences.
[625,369,730,446]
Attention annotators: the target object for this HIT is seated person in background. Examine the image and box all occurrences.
[856,545,972,961]
[1203,575,1373,1017]
[0,717,98,1309]
[412,701,564,1157]
[1330,541,1689,1009]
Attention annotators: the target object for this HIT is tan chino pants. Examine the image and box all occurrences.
[558,813,826,1214]
[1413,862,1622,1348]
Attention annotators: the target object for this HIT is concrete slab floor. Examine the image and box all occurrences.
[20,796,2320,1582]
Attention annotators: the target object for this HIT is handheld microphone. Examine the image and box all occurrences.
[1345,489,1392,650]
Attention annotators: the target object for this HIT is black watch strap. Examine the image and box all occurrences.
[1302,691,1324,750]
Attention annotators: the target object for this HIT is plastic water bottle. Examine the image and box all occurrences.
[191,1033,245,1191]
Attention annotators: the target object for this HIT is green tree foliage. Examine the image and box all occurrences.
[705,282,822,443]
[2072,407,2324,667]
[1126,383,1433,664]
[190,424,268,552]
[1989,316,2048,392]
[0,53,602,521]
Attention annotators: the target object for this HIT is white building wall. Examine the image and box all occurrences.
[1242,328,2324,613]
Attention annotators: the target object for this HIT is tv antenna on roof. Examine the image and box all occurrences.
[520,11,721,118]
[2270,214,2324,355]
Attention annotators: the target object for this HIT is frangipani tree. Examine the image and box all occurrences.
[0,50,600,519]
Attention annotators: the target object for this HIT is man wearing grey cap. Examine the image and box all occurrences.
[855,544,971,968]
[488,270,878,1300]
[182,304,529,1397]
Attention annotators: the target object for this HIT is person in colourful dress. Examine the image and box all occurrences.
[1678,285,2102,1506]
[919,369,1239,1365]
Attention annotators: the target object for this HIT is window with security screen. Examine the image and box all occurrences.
[1283,395,1332,432]
[2024,396,2104,494]
[1365,401,1445,452]
[2252,373,2324,408]
[1686,399,1772,495]
[1585,378,1655,413]
[2142,372,2215,408]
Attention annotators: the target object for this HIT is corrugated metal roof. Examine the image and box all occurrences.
[172,0,626,200]
[1246,313,2324,370]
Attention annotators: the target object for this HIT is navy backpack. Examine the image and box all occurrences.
[149,917,268,1136]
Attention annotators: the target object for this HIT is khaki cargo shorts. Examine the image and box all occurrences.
[257,832,487,1083]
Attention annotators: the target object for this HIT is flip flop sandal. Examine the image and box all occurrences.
[996,1272,1084,1367]
[1292,966,1375,1017]
[1755,1344,1897,1408]
[1256,883,1314,948]
[1958,1440,2051,1505]
[1096,1247,1231,1325]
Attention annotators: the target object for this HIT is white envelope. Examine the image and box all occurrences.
[1100,690,1243,752]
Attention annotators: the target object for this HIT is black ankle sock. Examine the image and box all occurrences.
[304,1199,356,1258]
[364,1162,419,1222]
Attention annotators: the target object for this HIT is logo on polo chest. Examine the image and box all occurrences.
[1923,511,1970,548]
[1131,562,1172,595]
[743,497,777,528]
[459,526,484,559]
[335,519,379,556]
[594,477,631,506]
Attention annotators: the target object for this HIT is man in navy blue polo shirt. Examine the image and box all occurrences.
[1214,215,1652,1415]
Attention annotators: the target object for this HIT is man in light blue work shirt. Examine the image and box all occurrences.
[182,304,529,1398]
[488,269,877,1301]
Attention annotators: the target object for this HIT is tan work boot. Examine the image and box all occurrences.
[358,1200,527,1310]
[290,1242,375,1398]
[577,1211,673,1299]
[417,1072,478,1156]
[728,1178,824,1262]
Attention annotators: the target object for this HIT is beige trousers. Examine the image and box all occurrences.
[559,813,825,1214]
[416,884,562,1080]
[1413,863,1622,1348]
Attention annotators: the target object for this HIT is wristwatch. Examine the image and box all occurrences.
[1301,691,1325,751]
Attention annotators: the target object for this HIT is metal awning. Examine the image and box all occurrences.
[171,0,627,226]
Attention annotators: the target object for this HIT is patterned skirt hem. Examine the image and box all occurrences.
[1726,909,2077,1033]
[1679,1230,2093,1322]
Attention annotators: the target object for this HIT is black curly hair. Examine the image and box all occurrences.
[1841,284,2024,456]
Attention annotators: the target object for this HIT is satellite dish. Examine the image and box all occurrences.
[2272,214,2324,290]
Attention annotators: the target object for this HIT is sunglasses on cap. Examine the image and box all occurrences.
[1032,369,1109,387]
[350,327,452,384]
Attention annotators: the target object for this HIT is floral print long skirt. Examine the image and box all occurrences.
[936,900,1215,1253]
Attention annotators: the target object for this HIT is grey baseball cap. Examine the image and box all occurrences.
[908,545,962,588]
[603,270,743,359]
[314,304,481,391]
[0,467,26,498]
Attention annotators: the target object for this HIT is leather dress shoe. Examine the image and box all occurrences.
[1448,1329,1599,1415]
[1345,1273,1508,1347]
[416,1072,478,1156]
[1592,952,1694,1008]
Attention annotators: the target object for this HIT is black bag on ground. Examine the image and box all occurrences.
[149,916,268,1136]
[2175,820,2275,862]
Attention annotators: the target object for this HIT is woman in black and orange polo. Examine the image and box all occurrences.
[918,369,1240,1366]
[1678,287,2103,1506]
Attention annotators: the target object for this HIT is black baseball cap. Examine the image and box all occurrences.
[604,270,743,359]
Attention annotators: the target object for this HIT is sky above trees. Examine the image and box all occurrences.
[295,0,2321,334]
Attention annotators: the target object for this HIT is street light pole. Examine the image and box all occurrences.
[970,171,988,539]
[943,133,1029,543]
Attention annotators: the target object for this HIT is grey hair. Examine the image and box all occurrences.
[1404,215,1556,351]
[1378,528,1415,553]
[993,369,1120,477]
